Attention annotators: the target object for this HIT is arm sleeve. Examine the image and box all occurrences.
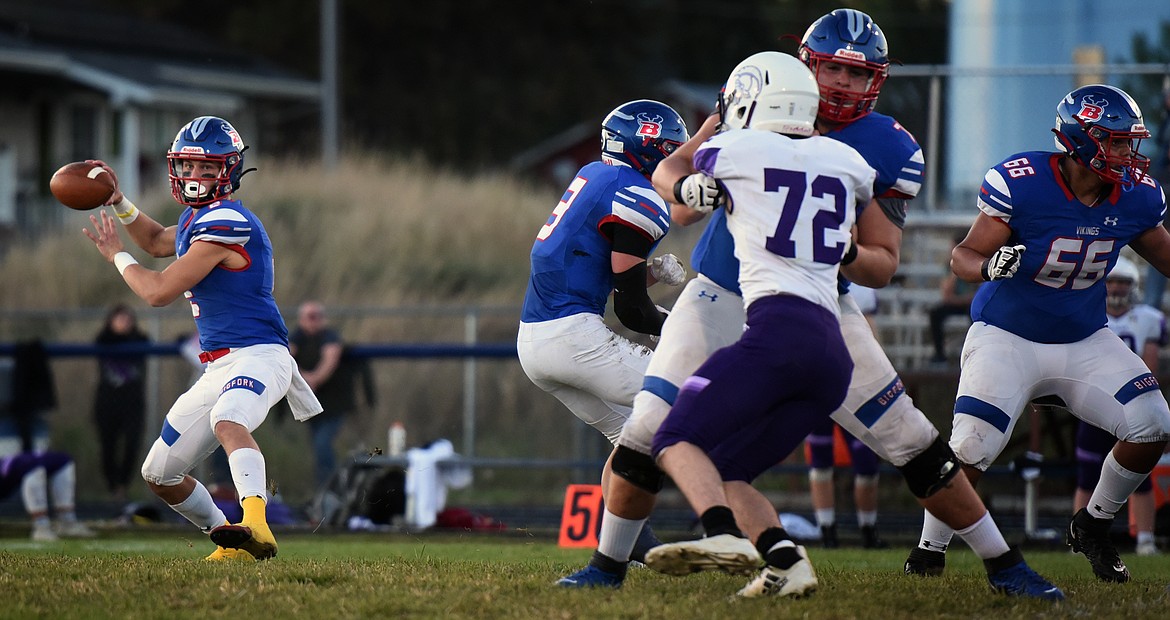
[612,263,666,336]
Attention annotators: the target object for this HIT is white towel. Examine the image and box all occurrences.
[405,439,471,528]
[286,366,324,422]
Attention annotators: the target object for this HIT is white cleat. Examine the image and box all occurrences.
[55,521,96,538]
[644,533,762,576]
[31,525,59,542]
[736,545,818,598]
[1136,541,1159,557]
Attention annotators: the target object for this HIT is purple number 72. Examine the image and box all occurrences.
[762,168,849,265]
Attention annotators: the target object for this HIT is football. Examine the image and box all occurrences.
[50,162,115,211]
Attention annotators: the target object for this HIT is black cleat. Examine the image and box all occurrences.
[905,546,946,576]
[861,525,890,549]
[1066,508,1129,582]
[820,524,839,549]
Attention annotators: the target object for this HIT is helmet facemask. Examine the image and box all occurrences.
[1076,119,1150,187]
[167,152,242,206]
[801,51,888,123]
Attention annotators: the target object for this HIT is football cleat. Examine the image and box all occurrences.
[30,524,58,542]
[860,525,889,549]
[986,561,1065,601]
[644,533,762,576]
[630,524,662,564]
[904,547,946,576]
[205,545,256,562]
[736,545,818,598]
[1066,508,1129,582]
[555,565,624,589]
[55,520,96,538]
[1135,540,1159,556]
[209,522,278,561]
[820,524,839,549]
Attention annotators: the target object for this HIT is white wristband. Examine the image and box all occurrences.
[111,196,140,225]
[113,252,138,276]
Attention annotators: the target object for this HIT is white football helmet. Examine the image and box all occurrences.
[719,51,819,136]
[1106,255,1141,312]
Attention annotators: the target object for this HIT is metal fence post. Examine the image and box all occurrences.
[462,308,478,458]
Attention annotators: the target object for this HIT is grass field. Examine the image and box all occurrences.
[1,529,1167,619]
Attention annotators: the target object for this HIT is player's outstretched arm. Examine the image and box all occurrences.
[654,114,721,226]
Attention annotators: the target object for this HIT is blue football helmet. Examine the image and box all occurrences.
[798,8,890,123]
[167,116,248,206]
[600,100,688,177]
[1053,84,1150,187]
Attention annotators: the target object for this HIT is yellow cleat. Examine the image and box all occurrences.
[209,522,278,560]
[204,545,256,562]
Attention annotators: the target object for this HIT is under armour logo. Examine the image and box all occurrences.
[698,290,719,302]
[1104,216,1118,226]
[921,540,949,552]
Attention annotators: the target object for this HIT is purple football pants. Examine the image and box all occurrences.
[652,293,853,482]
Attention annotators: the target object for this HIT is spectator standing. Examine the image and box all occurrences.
[289,301,362,488]
[93,303,149,501]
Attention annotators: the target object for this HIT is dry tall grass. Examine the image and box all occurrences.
[0,155,704,507]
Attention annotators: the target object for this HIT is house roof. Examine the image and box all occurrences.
[0,1,319,110]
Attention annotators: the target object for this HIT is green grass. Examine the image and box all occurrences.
[1,530,1167,619]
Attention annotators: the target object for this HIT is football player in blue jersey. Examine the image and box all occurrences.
[906,84,1170,583]
[83,116,323,562]
[560,9,1062,601]
[518,99,688,562]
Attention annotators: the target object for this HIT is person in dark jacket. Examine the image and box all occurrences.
[93,303,149,500]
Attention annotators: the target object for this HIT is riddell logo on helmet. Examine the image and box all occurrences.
[834,49,866,62]
[180,146,206,154]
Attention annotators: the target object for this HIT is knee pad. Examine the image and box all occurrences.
[896,437,961,499]
[612,445,666,493]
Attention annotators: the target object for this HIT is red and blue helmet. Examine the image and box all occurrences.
[798,8,890,123]
[167,116,248,206]
[600,100,688,178]
[1053,84,1150,187]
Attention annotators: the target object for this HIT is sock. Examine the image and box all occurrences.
[20,467,48,515]
[1137,531,1155,546]
[982,546,1025,575]
[597,509,645,563]
[587,550,628,578]
[49,462,77,513]
[954,512,1010,560]
[857,510,877,528]
[227,448,268,504]
[32,514,51,530]
[699,506,742,538]
[814,508,835,527]
[917,509,955,552]
[1086,451,1148,519]
[757,527,801,569]
[170,480,228,533]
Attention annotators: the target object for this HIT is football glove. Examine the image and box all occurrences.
[673,173,722,214]
[649,254,687,287]
[981,244,1027,281]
